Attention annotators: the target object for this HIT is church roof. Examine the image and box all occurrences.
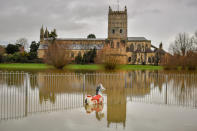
[128,37,150,41]
[154,48,166,54]
[44,38,105,41]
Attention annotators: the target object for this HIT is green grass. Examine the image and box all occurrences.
[64,64,103,70]
[118,65,163,70]
[0,63,54,70]
[0,63,163,70]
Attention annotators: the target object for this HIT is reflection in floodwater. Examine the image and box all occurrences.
[0,71,197,128]
[84,104,104,121]
[107,86,126,128]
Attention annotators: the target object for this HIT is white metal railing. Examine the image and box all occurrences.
[0,72,197,120]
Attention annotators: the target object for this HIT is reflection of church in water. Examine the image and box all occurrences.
[1,71,197,122]
[107,87,126,128]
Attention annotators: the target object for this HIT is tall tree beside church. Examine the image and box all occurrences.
[28,41,40,60]
[75,52,83,64]
[90,48,97,63]
[30,41,40,52]
[169,32,194,56]
[0,46,5,62]
[75,48,97,64]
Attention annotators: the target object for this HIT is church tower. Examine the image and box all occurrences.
[108,6,127,40]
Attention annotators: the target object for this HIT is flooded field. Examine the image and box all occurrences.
[0,71,197,131]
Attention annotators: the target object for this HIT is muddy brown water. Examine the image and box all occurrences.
[0,70,197,131]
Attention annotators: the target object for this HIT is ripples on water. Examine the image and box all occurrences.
[0,71,197,131]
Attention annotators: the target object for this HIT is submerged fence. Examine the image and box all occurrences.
[0,72,84,120]
[0,72,197,120]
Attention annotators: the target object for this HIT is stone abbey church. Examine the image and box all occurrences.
[38,6,165,65]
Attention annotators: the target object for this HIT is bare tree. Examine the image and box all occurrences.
[16,38,28,51]
[194,31,197,49]
[0,45,5,62]
[44,40,70,69]
[169,33,194,56]
[164,31,197,70]
[0,45,5,55]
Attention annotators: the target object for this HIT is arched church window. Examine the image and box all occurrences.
[111,42,114,48]
[146,44,148,49]
[126,47,130,52]
[137,44,141,51]
[138,58,140,63]
[120,29,123,33]
[142,45,145,52]
[112,29,115,34]
[71,52,74,58]
[78,51,81,56]
[117,42,120,48]
[152,56,155,63]
[148,57,151,63]
[128,57,131,62]
[130,44,134,52]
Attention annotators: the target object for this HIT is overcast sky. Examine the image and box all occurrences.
[0,0,196,50]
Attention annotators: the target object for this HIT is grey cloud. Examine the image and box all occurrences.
[130,9,162,18]
[0,0,196,51]
[187,0,197,7]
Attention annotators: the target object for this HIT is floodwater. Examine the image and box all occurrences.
[0,70,197,131]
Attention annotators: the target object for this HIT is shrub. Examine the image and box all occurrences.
[74,48,97,64]
[2,52,32,63]
[28,52,37,60]
[95,48,119,70]
[6,44,20,54]
[103,55,119,70]
[44,40,70,69]
[75,52,83,64]
[162,52,197,70]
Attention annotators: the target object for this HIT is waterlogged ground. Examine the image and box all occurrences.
[1,102,197,131]
[0,70,197,131]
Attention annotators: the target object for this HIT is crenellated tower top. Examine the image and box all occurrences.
[108,6,127,40]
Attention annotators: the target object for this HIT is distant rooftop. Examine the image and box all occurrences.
[128,37,150,41]
[44,38,105,41]
[44,37,150,42]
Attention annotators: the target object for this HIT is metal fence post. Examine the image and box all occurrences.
[83,74,86,105]
[25,73,28,117]
[165,74,168,105]
[83,74,86,91]
[130,74,132,88]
